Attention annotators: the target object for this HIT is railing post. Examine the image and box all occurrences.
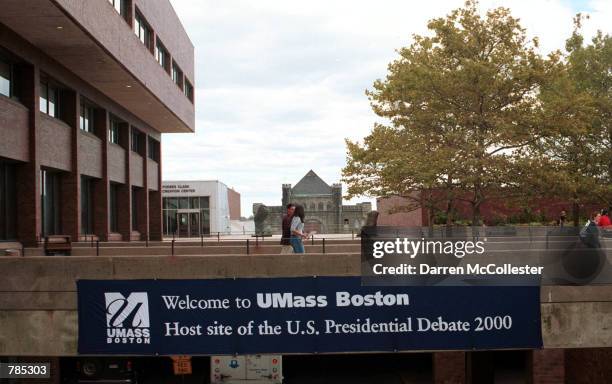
[322,238,326,254]
[171,239,175,256]
[201,233,204,247]
[90,235,94,248]
[246,239,250,255]
[145,235,149,247]
[96,240,99,256]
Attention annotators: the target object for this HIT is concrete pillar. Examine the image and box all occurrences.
[60,90,80,242]
[434,352,465,384]
[531,349,565,384]
[92,109,109,241]
[116,122,132,241]
[15,64,41,246]
[149,139,162,240]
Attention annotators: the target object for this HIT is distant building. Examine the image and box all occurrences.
[254,170,372,234]
[162,181,239,237]
[227,187,241,220]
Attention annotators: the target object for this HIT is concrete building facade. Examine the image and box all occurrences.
[162,180,237,237]
[0,0,194,245]
[254,170,372,234]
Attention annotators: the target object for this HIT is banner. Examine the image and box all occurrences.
[77,277,542,355]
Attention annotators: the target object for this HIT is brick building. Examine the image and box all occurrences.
[0,0,195,246]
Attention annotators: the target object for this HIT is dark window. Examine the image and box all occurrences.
[155,39,169,70]
[80,176,93,235]
[199,196,210,209]
[40,80,59,117]
[109,119,120,144]
[0,162,17,240]
[0,57,11,98]
[110,183,119,232]
[131,128,141,153]
[184,80,193,102]
[108,0,127,18]
[41,169,61,237]
[147,136,159,161]
[171,62,183,89]
[178,197,189,209]
[134,11,152,51]
[80,101,95,133]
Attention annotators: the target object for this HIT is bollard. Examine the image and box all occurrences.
[90,235,94,248]
[311,235,314,246]
[201,233,204,247]
[145,236,149,248]
[21,244,25,257]
[256,235,259,247]
[96,240,100,256]
[171,239,175,256]
[352,229,354,240]
[322,238,326,254]
[246,239,250,255]
[217,232,220,242]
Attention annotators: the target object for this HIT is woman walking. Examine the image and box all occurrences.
[290,205,308,253]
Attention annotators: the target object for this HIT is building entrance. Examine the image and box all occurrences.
[177,209,200,238]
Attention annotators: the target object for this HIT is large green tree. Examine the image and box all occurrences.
[533,16,611,224]
[343,0,563,225]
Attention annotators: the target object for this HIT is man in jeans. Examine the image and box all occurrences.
[280,204,296,254]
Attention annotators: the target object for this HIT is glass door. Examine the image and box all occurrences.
[189,212,200,237]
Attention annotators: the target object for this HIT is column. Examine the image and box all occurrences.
[434,352,466,384]
[531,349,565,384]
[15,64,40,246]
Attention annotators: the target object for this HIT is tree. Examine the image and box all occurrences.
[343,0,562,225]
[532,16,611,225]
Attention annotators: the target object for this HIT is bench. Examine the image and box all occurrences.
[44,235,72,256]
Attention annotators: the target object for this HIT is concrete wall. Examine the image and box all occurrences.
[1,255,612,356]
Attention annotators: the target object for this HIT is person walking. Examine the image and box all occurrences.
[580,211,601,249]
[290,205,308,253]
[280,204,295,254]
[559,210,567,227]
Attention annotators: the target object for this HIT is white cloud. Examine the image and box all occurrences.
[166,0,610,216]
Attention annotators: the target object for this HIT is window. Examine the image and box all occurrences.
[131,128,141,153]
[81,176,93,235]
[171,62,183,89]
[148,136,159,161]
[80,101,95,133]
[108,0,127,18]
[110,183,119,232]
[0,57,11,98]
[155,39,169,70]
[109,118,120,144]
[134,11,152,51]
[41,169,61,237]
[0,162,17,240]
[40,80,59,117]
[184,79,194,102]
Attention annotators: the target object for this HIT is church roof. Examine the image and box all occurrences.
[292,170,332,195]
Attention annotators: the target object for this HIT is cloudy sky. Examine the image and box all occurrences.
[164,0,610,217]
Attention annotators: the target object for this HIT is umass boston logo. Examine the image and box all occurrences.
[105,292,151,345]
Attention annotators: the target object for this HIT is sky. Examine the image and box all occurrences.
[164,0,611,218]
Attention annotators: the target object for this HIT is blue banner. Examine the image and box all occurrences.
[77,277,542,355]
